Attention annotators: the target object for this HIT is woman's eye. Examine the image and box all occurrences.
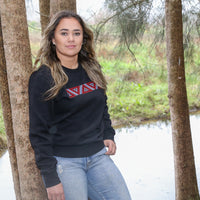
[61,32,68,36]
[74,32,81,36]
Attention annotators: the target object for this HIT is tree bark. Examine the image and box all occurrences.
[0,15,22,200]
[39,0,50,35]
[165,0,200,199]
[50,0,76,16]
[0,0,48,199]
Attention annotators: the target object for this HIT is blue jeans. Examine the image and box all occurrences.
[55,147,132,200]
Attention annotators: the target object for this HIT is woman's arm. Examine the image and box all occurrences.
[103,94,116,155]
[103,94,115,141]
[29,67,60,188]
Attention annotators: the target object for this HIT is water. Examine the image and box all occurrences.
[1,114,200,200]
[0,150,15,199]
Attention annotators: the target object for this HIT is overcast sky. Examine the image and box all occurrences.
[26,0,105,21]
[26,0,199,22]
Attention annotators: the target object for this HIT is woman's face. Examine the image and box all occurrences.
[52,17,83,61]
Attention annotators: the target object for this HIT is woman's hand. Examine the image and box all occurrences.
[46,183,65,200]
[104,139,116,155]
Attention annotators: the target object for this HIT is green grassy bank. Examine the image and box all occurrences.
[0,106,6,155]
[98,40,200,126]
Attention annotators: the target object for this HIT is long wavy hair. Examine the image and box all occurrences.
[34,10,107,99]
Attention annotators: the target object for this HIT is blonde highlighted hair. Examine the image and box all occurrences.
[34,10,107,99]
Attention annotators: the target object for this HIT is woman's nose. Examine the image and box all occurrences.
[68,33,74,41]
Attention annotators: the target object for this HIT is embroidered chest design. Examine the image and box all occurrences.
[66,81,99,98]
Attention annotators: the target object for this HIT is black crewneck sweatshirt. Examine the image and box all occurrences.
[28,64,115,188]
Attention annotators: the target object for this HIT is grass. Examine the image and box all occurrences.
[97,39,200,126]
[0,104,7,153]
[0,105,5,136]
[99,50,170,125]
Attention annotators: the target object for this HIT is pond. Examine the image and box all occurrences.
[1,114,200,200]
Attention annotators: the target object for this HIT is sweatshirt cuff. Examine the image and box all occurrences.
[103,134,115,141]
[42,171,61,188]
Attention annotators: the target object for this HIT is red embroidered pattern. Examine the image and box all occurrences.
[66,81,99,98]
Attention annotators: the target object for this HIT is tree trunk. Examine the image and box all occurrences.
[165,0,200,199]
[0,15,22,200]
[50,0,76,16]
[39,0,50,35]
[0,0,47,199]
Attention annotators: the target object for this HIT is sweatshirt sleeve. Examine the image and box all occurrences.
[103,94,116,141]
[28,67,60,188]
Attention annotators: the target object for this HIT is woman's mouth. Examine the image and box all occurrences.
[66,45,76,49]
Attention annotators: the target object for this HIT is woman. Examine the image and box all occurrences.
[29,10,131,200]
